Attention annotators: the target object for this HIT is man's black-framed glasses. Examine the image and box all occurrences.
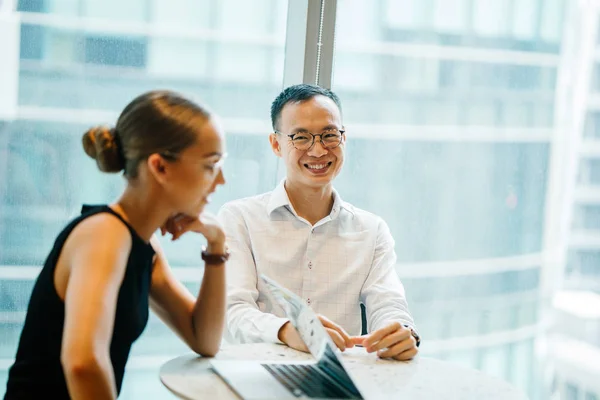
[275,128,345,151]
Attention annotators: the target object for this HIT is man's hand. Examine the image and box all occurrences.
[353,322,418,361]
[278,315,354,352]
[278,321,308,352]
[318,315,354,351]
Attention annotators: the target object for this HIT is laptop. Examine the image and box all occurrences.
[211,274,364,399]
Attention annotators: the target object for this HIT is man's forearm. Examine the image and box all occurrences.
[368,300,415,333]
[227,301,289,344]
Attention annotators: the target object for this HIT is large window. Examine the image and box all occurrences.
[331,1,596,399]
[332,2,557,397]
[1,0,287,397]
[1,0,598,399]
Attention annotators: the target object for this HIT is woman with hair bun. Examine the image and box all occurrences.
[4,90,228,399]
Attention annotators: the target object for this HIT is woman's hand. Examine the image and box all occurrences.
[160,212,225,248]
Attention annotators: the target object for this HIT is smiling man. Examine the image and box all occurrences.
[217,84,419,360]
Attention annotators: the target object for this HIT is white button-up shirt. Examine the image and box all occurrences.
[218,180,415,344]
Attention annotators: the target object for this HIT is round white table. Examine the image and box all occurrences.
[159,343,528,400]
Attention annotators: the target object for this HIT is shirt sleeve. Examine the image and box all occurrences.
[218,204,289,344]
[360,217,416,333]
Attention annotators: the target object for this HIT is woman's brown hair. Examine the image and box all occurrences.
[82,90,211,178]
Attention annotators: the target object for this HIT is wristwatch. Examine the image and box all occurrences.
[404,324,421,347]
[201,247,230,265]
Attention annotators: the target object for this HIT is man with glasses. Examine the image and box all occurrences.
[218,84,419,361]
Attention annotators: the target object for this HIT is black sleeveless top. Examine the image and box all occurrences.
[4,205,156,399]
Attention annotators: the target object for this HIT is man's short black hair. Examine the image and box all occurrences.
[270,84,342,130]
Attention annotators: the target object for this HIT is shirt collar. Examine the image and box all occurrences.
[266,179,290,216]
[267,179,355,219]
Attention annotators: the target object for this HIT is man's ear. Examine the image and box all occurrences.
[269,134,282,157]
[146,154,169,184]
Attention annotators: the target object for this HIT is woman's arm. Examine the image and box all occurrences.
[149,235,226,356]
[60,214,132,400]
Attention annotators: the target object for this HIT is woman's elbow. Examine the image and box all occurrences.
[192,343,220,358]
[190,324,225,357]
[61,350,102,378]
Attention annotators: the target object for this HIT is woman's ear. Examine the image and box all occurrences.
[269,133,282,157]
[146,154,169,184]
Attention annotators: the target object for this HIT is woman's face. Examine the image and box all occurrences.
[159,117,227,217]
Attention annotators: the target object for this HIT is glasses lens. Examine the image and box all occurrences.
[323,133,342,147]
[215,158,225,169]
[322,133,342,148]
[292,134,312,150]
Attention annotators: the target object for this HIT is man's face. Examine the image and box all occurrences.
[269,95,344,189]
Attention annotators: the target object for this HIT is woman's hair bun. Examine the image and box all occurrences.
[82,126,125,173]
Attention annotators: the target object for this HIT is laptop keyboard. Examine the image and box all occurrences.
[262,363,361,399]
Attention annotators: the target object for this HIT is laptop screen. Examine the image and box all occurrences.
[260,274,339,361]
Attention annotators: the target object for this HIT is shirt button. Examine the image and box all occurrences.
[307,298,311,304]
[308,261,312,269]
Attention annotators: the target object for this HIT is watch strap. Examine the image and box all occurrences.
[404,324,421,347]
[201,248,230,265]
